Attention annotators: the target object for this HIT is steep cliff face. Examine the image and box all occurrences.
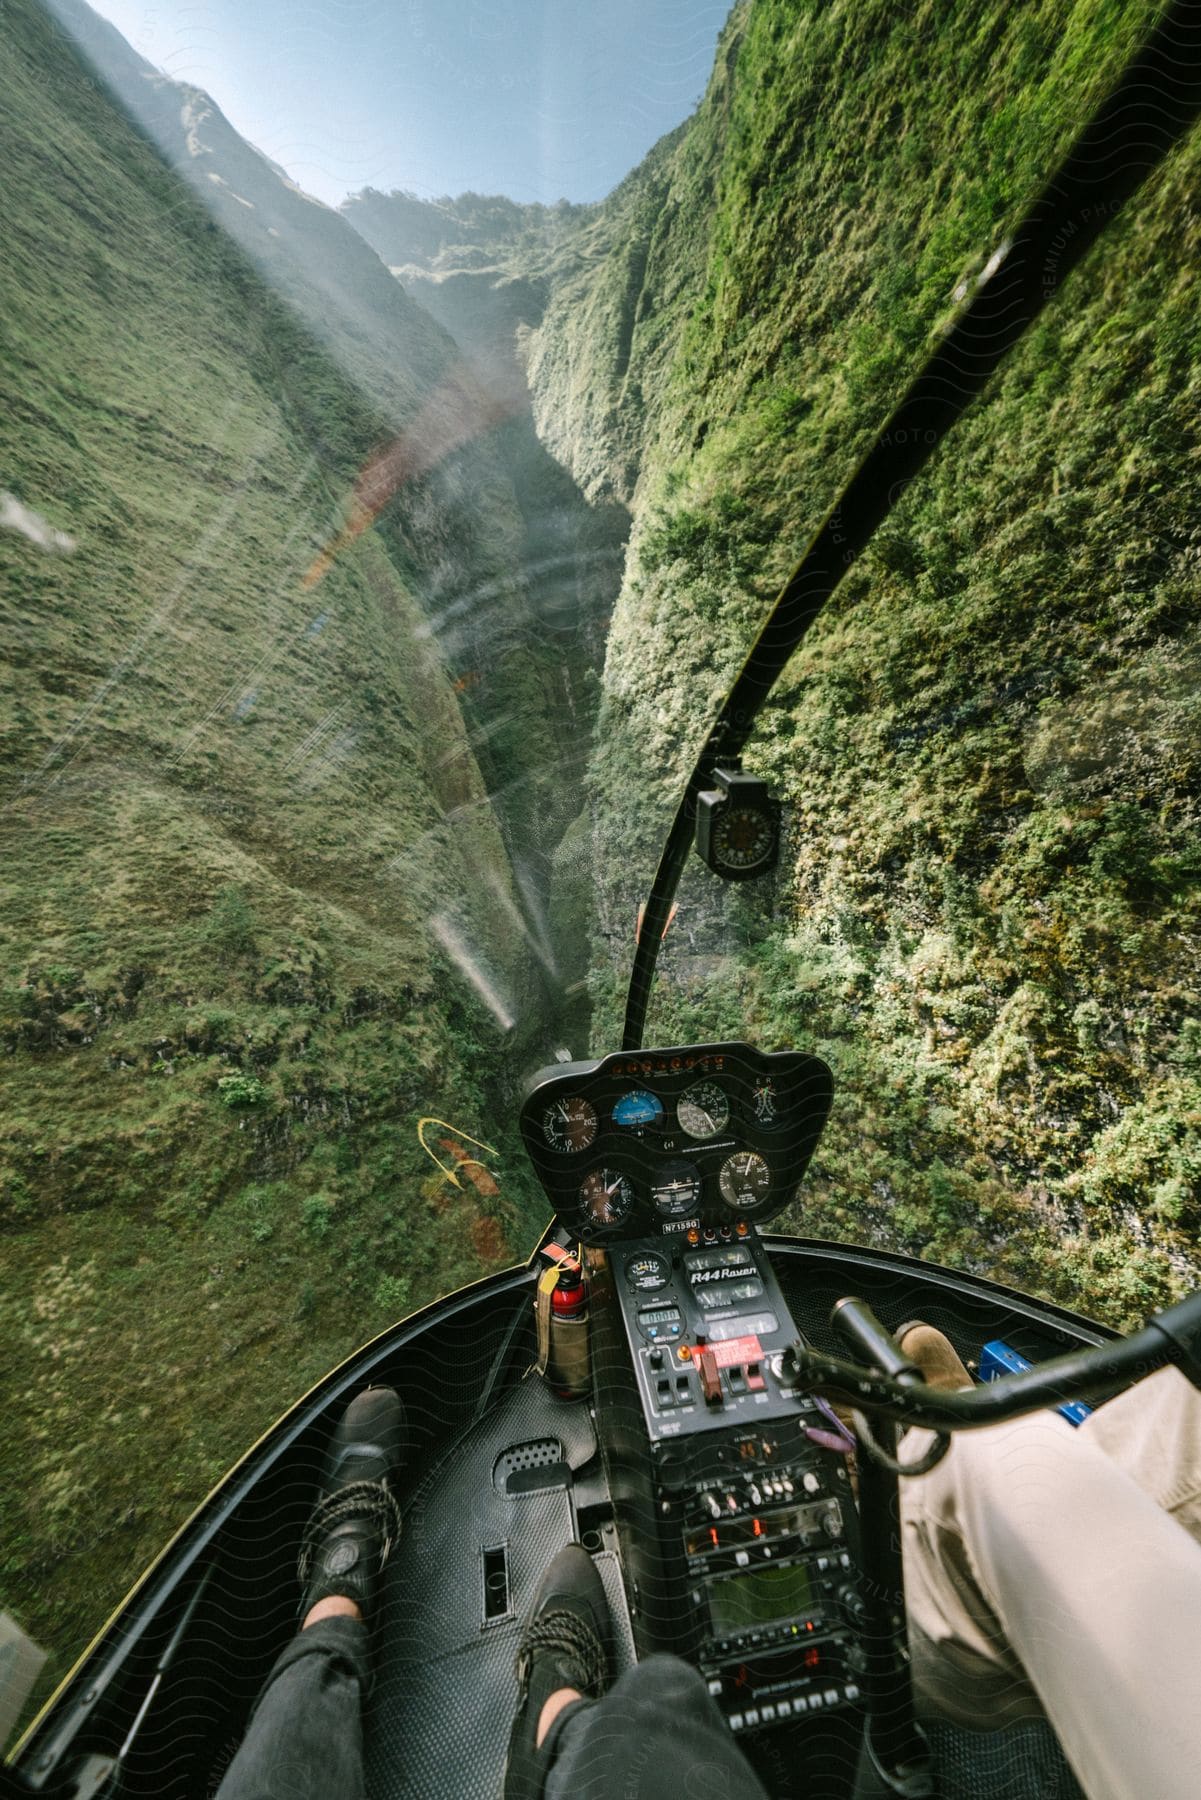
[39,0,621,1013]
[0,0,600,1685]
[343,187,633,1040]
[521,0,1201,1326]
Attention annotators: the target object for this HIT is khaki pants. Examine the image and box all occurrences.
[901,1367,1201,1800]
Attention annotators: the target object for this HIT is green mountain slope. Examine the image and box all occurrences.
[0,0,564,1694]
[52,0,631,927]
[522,0,1201,1324]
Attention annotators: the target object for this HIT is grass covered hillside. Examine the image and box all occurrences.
[524,0,1201,1325]
[0,0,560,1694]
[42,0,618,937]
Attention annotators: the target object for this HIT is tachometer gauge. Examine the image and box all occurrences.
[718,1151,771,1211]
[612,1088,664,1133]
[677,1080,729,1140]
[542,1096,598,1153]
[651,1159,703,1218]
[579,1168,636,1228]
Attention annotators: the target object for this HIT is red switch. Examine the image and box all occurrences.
[699,1349,723,1407]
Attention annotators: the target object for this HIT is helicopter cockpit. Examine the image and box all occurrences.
[7,3,1201,1800]
[519,1043,861,1748]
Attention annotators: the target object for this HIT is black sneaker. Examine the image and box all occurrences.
[504,1543,611,1799]
[297,1385,406,1626]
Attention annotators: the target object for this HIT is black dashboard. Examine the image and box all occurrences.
[519,1042,834,1241]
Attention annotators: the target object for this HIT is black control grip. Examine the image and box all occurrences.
[1150,1290,1201,1392]
[830,1297,923,1386]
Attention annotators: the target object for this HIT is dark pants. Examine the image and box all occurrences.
[214,1618,769,1800]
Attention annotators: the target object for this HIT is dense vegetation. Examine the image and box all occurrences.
[6,0,1201,1733]
[519,0,1201,1324]
[0,0,602,1698]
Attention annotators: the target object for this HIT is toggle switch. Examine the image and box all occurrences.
[699,1349,723,1407]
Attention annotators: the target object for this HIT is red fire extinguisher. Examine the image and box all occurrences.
[535,1257,591,1400]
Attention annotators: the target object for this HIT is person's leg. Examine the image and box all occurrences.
[540,1655,771,1800]
[214,1612,370,1800]
[214,1388,406,1800]
[900,1392,1201,1800]
[506,1545,769,1800]
[1082,1364,1201,1537]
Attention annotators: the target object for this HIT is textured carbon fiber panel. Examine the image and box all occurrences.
[925,1721,1086,1800]
[365,1374,634,1799]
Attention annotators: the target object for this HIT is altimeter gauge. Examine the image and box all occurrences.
[677,1080,729,1140]
[718,1151,771,1212]
[579,1168,636,1228]
[542,1096,599,1153]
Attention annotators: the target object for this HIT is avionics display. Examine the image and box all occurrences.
[707,1562,815,1633]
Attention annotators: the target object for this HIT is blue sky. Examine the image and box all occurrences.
[88,0,734,208]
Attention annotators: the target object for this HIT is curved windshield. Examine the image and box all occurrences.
[3,0,1198,1735]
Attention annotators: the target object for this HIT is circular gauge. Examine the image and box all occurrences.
[612,1088,664,1133]
[651,1159,703,1219]
[712,804,777,873]
[579,1168,636,1229]
[677,1080,730,1141]
[624,1251,670,1292]
[542,1096,598,1153]
[718,1151,772,1212]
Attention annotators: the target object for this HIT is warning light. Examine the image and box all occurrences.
[752,1518,763,1537]
[679,1345,693,1362]
[804,1647,820,1671]
[709,1527,720,1548]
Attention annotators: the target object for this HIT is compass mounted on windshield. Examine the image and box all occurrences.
[694,764,780,881]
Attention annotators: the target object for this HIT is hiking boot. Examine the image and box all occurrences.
[896,1322,973,1393]
[504,1544,611,1799]
[297,1385,406,1626]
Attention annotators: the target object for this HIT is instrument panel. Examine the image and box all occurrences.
[520,1042,834,1240]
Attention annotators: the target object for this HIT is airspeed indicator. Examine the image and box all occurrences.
[543,1097,598,1153]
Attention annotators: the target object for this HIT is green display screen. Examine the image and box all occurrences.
[708,1562,814,1632]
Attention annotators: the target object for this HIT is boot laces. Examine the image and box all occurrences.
[297,1478,403,1587]
[516,1608,607,1700]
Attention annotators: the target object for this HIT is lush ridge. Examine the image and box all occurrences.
[518,0,1201,1324]
[0,0,594,1691]
[6,0,1201,1729]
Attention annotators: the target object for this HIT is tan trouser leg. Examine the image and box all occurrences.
[900,1368,1201,1800]
[1082,1366,1201,1535]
